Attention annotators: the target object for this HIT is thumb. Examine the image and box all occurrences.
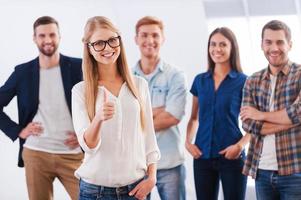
[219,148,227,155]
[103,88,108,103]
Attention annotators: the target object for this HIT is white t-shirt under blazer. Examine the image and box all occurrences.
[72,76,160,187]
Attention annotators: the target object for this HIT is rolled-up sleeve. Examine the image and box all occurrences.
[141,79,161,165]
[165,71,187,121]
[241,78,263,135]
[286,92,301,124]
[71,83,101,154]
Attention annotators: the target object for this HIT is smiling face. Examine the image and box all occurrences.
[261,29,292,70]
[88,27,120,66]
[135,24,164,59]
[209,33,232,65]
[33,23,60,57]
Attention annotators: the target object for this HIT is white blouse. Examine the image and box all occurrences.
[72,76,160,187]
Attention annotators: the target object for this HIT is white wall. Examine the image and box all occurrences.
[0,0,208,199]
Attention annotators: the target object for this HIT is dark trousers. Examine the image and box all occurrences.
[193,156,247,200]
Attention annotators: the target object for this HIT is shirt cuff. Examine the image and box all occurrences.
[146,150,161,166]
[242,119,263,135]
[254,121,263,135]
[165,105,184,121]
[286,105,301,124]
[78,128,101,154]
[10,125,23,141]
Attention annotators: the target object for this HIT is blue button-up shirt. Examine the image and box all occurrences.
[190,70,247,158]
[133,60,187,169]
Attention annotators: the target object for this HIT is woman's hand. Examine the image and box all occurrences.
[95,89,115,122]
[129,177,156,200]
[82,90,115,148]
[219,144,242,160]
[185,140,202,159]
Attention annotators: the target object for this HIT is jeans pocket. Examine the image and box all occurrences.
[79,180,99,198]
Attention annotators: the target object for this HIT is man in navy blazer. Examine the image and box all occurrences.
[0,16,83,200]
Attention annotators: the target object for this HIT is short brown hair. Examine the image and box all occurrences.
[33,16,59,34]
[261,20,291,42]
[135,16,164,35]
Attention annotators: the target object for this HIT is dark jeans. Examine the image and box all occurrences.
[79,178,150,200]
[193,156,247,200]
[255,169,301,200]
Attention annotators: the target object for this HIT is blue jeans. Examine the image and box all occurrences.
[79,178,150,200]
[255,169,301,200]
[156,164,186,200]
[193,156,247,200]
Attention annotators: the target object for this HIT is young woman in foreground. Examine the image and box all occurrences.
[72,16,160,200]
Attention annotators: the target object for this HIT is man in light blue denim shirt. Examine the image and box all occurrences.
[133,16,187,200]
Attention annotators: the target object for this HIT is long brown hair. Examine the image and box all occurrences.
[207,27,243,72]
[82,16,145,129]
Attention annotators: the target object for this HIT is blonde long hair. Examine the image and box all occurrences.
[82,16,145,129]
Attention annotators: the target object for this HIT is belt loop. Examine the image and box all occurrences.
[100,185,104,195]
[127,183,132,192]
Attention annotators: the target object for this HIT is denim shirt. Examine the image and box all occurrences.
[133,60,187,169]
[190,70,247,158]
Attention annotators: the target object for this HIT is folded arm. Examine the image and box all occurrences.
[241,106,293,125]
[153,108,180,132]
[153,72,187,132]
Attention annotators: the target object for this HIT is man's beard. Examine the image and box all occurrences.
[267,56,288,68]
[38,44,58,57]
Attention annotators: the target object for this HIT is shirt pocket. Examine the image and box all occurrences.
[152,85,169,107]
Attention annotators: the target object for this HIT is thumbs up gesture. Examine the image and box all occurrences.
[96,89,115,122]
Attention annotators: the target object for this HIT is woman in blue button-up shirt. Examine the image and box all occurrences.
[185,27,250,200]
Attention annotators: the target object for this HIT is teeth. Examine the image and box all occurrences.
[102,52,114,57]
[145,45,155,48]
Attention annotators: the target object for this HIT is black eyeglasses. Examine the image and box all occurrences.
[88,36,121,52]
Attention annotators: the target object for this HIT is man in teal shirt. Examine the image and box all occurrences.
[133,16,187,200]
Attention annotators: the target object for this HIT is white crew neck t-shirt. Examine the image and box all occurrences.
[24,66,81,154]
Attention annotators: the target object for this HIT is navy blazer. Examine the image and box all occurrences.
[0,54,82,167]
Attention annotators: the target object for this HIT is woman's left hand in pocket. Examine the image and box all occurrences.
[219,143,242,160]
[129,177,156,200]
